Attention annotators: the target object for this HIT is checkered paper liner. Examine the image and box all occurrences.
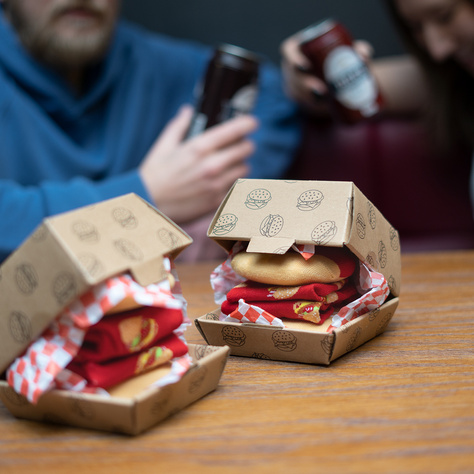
[223,299,286,327]
[7,258,191,404]
[150,353,193,389]
[327,263,389,331]
[292,243,316,260]
[211,242,247,305]
[212,244,390,332]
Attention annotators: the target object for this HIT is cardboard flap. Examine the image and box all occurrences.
[0,226,90,373]
[247,237,295,254]
[46,193,192,285]
[346,187,401,297]
[208,179,355,250]
[330,297,399,362]
[129,256,168,287]
[241,322,281,329]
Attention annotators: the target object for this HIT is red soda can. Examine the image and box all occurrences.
[186,43,260,138]
[298,18,384,122]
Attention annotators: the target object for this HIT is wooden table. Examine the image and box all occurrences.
[1,251,474,473]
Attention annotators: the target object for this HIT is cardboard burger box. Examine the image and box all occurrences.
[0,193,229,435]
[195,179,401,365]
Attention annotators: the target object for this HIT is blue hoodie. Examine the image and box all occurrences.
[0,13,301,262]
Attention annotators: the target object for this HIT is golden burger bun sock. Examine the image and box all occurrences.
[230,247,356,285]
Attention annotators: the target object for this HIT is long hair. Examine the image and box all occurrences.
[385,0,474,151]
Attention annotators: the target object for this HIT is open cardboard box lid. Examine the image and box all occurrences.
[0,194,229,434]
[0,193,192,374]
[196,179,401,364]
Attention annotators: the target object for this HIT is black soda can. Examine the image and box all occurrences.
[186,43,260,138]
[298,18,384,123]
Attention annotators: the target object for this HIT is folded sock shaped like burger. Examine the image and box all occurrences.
[221,247,358,324]
[73,306,184,363]
[67,305,187,389]
[68,333,188,389]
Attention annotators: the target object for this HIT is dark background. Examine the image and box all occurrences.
[120,0,406,64]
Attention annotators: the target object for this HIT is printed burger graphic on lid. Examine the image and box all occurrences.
[260,214,284,238]
[213,213,238,236]
[311,220,338,246]
[245,188,272,210]
[297,189,324,211]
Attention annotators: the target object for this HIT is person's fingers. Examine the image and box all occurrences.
[155,156,249,223]
[284,69,328,100]
[281,36,312,71]
[281,34,331,100]
[203,162,250,209]
[187,115,258,156]
[196,139,255,179]
[153,105,194,155]
[303,75,328,96]
[353,40,374,62]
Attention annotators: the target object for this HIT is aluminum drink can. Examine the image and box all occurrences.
[298,18,384,122]
[186,43,260,138]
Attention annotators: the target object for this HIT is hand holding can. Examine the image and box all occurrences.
[297,18,384,123]
[186,43,260,138]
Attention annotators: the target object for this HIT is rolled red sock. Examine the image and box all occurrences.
[74,306,184,363]
[222,299,331,324]
[221,279,358,324]
[67,334,188,388]
[226,279,348,304]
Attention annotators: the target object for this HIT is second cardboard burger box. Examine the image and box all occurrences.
[195,179,401,365]
[0,193,229,435]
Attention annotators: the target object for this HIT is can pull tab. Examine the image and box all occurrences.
[247,237,295,254]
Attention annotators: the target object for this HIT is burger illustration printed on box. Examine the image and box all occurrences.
[195,179,401,366]
[245,188,272,210]
[297,189,324,211]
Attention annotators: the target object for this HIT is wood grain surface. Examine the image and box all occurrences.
[1,251,473,474]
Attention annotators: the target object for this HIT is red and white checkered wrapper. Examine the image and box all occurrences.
[221,299,285,327]
[210,242,246,305]
[212,247,389,333]
[326,262,389,331]
[151,353,193,388]
[7,258,190,404]
[292,244,316,260]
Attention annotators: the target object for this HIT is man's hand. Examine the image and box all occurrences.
[280,34,328,108]
[139,106,259,224]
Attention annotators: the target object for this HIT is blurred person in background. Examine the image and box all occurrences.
[384,0,474,209]
[0,0,301,263]
[280,0,474,216]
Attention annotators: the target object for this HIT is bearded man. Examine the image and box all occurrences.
[0,0,301,262]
